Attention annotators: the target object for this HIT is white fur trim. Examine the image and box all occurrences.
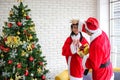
[71,33,81,54]
[110,73,114,80]
[68,56,72,75]
[82,54,89,69]
[78,20,85,31]
[90,29,102,42]
[70,43,77,54]
[70,75,83,80]
[71,32,80,40]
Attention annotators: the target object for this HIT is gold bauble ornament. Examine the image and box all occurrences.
[29,35,33,40]
[17,31,20,35]
[10,77,13,80]
[9,10,13,16]
[37,68,41,73]
[21,50,26,56]
[33,78,37,80]
[1,54,4,58]
[23,13,27,17]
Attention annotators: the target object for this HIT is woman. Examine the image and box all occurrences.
[62,21,89,80]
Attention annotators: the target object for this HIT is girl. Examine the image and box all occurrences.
[62,21,89,80]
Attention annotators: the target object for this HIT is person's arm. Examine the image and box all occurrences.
[62,37,74,56]
[85,44,103,70]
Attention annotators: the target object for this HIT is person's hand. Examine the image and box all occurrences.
[71,19,79,24]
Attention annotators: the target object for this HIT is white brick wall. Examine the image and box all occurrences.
[0,0,97,79]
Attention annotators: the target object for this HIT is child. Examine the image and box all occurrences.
[62,21,89,80]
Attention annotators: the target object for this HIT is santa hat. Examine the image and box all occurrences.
[82,17,99,33]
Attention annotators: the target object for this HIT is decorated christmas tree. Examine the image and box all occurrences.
[0,1,48,80]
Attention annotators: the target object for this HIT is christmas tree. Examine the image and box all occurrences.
[0,1,48,80]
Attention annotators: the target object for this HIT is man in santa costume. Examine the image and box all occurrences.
[81,17,114,80]
[62,21,89,80]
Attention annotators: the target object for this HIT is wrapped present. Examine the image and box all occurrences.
[78,43,89,57]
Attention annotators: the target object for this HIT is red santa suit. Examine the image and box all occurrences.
[62,32,88,80]
[82,17,114,80]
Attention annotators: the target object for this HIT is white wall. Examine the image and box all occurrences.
[0,0,97,79]
[97,0,109,36]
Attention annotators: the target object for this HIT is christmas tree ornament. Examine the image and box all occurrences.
[17,31,20,35]
[5,36,22,48]
[31,73,34,76]
[1,54,4,58]
[22,10,24,13]
[15,72,23,80]
[8,23,13,28]
[41,75,46,80]
[17,22,22,26]
[26,15,30,20]
[3,47,10,53]
[23,13,27,17]
[2,72,10,77]
[33,78,37,80]
[10,50,17,58]
[24,69,29,76]
[26,53,29,57]
[29,27,35,32]
[31,43,35,49]
[8,60,13,64]
[10,77,13,80]
[27,44,32,51]
[4,37,7,41]
[37,68,41,73]
[29,56,34,62]
[0,59,5,67]
[9,10,13,16]
[39,62,43,66]
[21,50,26,56]
[17,63,22,68]
[29,35,33,40]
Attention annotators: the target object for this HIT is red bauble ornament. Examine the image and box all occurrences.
[8,23,12,28]
[31,44,35,49]
[39,62,43,66]
[26,16,30,20]
[8,60,13,64]
[41,75,46,80]
[29,56,34,62]
[24,69,29,76]
[17,22,22,26]
[3,47,10,53]
[4,37,7,41]
[17,63,22,68]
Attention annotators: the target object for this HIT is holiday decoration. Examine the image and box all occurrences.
[41,75,46,80]
[39,62,43,66]
[9,10,13,16]
[0,59,5,67]
[17,22,22,27]
[8,60,13,64]
[8,23,12,28]
[5,36,22,48]
[37,68,41,73]
[17,63,22,68]
[24,69,29,76]
[29,56,34,62]
[0,2,48,80]
[78,44,89,57]
[26,15,30,20]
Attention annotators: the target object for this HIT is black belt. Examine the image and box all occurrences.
[100,60,110,68]
[84,60,111,76]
